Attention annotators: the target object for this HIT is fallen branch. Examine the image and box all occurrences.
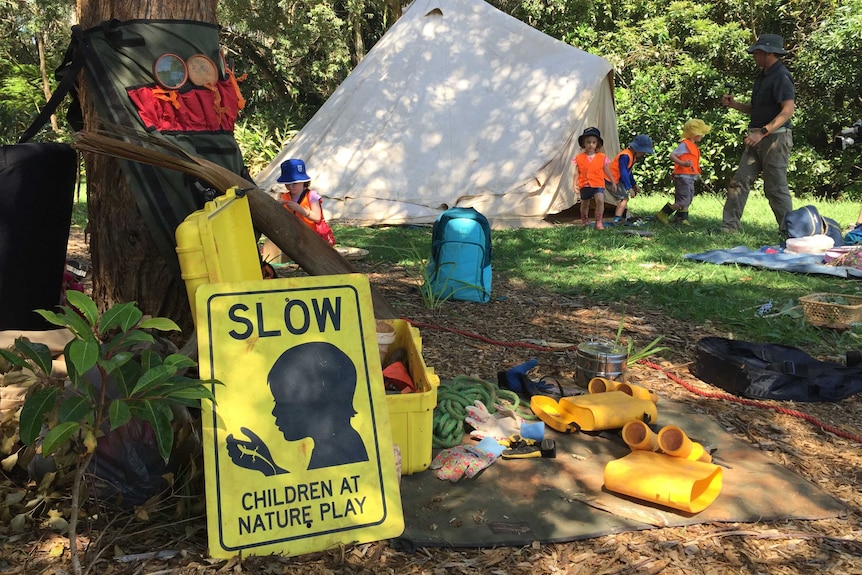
[73,130,398,319]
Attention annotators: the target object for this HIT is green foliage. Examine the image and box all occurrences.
[0,292,217,463]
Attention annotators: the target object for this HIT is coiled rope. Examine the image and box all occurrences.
[431,376,532,448]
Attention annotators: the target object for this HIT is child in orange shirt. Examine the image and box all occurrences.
[572,127,613,230]
[656,119,711,225]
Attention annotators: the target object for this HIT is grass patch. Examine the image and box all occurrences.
[333,193,862,356]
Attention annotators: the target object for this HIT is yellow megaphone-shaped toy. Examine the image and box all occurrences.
[588,377,659,403]
[531,391,658,433]
[604,450,723,513]
[608,421,723,513]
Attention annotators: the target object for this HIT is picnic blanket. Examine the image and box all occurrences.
[393,395,846,549]
[685,246,862,278]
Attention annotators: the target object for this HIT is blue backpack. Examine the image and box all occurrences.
[426,207,492,303]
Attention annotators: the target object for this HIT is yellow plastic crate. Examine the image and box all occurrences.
[175,188,262,322]
[383,319,439,475]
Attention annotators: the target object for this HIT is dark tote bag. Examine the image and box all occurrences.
[0,143,77,330]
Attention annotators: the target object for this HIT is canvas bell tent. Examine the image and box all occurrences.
[256,0,619,227]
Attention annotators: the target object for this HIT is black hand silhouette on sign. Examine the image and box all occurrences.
[226,426,289,476]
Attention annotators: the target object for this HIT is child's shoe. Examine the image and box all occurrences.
[595,219,605,230]
[655,203,674,224]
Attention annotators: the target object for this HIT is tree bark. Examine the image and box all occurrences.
[77,1,219,337]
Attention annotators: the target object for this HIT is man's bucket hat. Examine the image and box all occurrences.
[629,134,655,154]
[747,34,788,56]
[578,127,603,148]
[277,158,312,184]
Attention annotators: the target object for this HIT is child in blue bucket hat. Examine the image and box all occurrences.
[607,134,654,224]
[276,159,336,245]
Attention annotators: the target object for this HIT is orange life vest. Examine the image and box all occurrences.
[279,189,317,231]
[608,149,635,184]
[575,152,609,188]
[673,139,701,176]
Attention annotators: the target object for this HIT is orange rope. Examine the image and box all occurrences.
[403,317,862,444]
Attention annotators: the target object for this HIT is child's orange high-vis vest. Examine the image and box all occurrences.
[279,189,317,231]
[673,139,701,176]
[575,152,608,188]
[608,149,635,184]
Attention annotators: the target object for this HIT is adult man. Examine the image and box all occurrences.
[720,34,795,234]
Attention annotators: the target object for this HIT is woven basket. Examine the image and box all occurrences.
[798,293,862,327]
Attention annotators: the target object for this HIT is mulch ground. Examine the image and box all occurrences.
[2,229,861,575]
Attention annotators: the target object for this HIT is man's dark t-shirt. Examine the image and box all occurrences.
[749,60,795,130]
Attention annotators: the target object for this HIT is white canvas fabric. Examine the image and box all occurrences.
[255,0,619,227]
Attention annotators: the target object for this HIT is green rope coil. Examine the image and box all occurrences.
[432,376,496,448]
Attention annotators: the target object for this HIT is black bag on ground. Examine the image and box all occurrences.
[783,205,844,247]
[0,143,77,330]
[692,336,862,402]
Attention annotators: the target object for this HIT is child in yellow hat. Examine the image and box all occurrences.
[655,119,711,225]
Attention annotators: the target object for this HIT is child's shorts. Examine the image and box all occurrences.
[579,186,605,201]
[606,182,629,202]
[673,175,697,208]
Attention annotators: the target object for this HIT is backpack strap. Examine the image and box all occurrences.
[18,27,86,143]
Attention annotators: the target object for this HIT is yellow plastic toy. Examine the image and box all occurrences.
[616,381,660,403]
[604,450,723,513]
[658,425,713,463]
[621,419,659,451]
[558,391,658,431]
[587,376,621,394]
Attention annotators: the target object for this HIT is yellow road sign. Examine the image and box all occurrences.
[196,274,403,558]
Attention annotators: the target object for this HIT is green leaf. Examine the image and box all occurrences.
[19,388,58,445]
[130,365,176,397]
[55,307,94,340]
[67,338,99,377]
[140,349,163,371]
[104,330,153,355]
[42,422,80,456]
[112,360,142,398]
[138,317,181,332]
[35,309,70,330]
[57,396,91,424]
[163,354,197,370]
[163,385,216,402]
[98,301,143,334]
[12,338,53,376]
[133,400,174,462]
[108,401,132,430]
[64,291,98,326]
[98,351,134,375]
[0,349,33,371]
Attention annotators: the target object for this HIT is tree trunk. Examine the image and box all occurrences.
[77,1,219,337]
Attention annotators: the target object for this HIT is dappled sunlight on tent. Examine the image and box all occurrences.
[256,0,619,227]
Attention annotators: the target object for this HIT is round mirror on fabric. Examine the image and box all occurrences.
[187,54,218,86]
[153,53,188,89]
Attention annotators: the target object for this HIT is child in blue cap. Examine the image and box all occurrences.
[276,158,335,245]
[607,134,654,224]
